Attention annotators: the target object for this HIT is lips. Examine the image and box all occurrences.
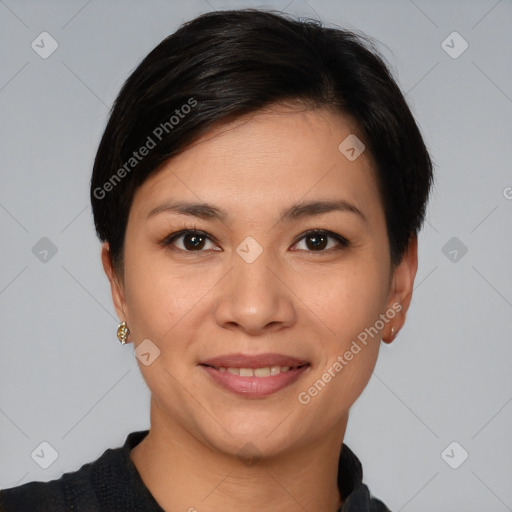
[199,353,311,398]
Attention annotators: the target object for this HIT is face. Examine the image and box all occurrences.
[103,104,417,459]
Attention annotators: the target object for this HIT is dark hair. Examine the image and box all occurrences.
[90,8,434,276]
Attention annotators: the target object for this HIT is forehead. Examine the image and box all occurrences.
[179,105,367,170]
[130,105,381,224]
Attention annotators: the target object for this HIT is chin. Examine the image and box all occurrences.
[198,404,309,457]
[207,427,297,462]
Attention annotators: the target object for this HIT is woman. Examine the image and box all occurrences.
[0,8,433,512]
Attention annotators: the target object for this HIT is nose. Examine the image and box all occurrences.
[213,244,297,336]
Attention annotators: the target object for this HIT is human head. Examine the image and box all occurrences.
[89,8,434,473]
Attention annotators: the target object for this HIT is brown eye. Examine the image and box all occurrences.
[293,230,350,252]
[164,230,217,252]
[183,233,206,250]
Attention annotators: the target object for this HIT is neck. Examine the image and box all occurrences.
[130,396,347,512]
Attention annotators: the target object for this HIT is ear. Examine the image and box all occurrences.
[101,242,130,341]
[381,235,418,344]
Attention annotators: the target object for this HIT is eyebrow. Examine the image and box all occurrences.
[146,198,368,224]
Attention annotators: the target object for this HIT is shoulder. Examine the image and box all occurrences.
[0,457,99,511]
[341,483,392,512]
[0,430,150,512]
[338,443,392,511]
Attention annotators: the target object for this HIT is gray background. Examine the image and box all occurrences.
[1,0,511,510]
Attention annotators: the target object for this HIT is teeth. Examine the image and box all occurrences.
[271,365,281,376]
[219,365,295,376]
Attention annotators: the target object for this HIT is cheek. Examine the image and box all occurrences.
[123,247,216,344]
[296,257,388,399]
[123,246,177,338]
[300,260,389,343]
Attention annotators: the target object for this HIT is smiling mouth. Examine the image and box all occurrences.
[199,362,311,398]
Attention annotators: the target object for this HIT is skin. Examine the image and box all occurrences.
[102,103,418,512]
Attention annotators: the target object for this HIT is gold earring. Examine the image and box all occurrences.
[390,326,398,339]
[117,321,130,345]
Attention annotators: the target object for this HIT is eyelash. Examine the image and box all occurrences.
[161,224,351,254]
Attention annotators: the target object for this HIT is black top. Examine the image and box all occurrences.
[0,430,391,511]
